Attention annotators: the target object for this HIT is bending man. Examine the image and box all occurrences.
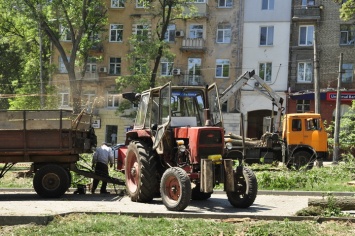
[92,142,114,194]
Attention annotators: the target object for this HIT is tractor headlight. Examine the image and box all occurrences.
[225,142,233,150]
[178,145,186,153]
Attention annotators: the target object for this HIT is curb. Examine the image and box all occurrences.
[1,211,355,226]
[1,188,354,196]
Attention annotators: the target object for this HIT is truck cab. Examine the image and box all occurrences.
[283,113,328,168]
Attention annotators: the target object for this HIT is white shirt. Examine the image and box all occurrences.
[93,144,114,166]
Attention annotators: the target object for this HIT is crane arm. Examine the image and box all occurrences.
[219,70,284,133]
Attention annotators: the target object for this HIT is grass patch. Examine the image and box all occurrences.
[253,162,355,192]
[1,213,355,236]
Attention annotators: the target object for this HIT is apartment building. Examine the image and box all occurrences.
[241,0,291,138]
[51,0,245,143]
[288,0,355,124]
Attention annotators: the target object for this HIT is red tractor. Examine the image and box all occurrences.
[116,83,257,211]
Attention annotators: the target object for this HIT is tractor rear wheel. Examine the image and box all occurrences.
[125,141,157,202]
[227,166,257,208]
[33,164,70,198]
[160,167,191,211]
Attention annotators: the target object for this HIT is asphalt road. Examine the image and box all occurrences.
[1,189,354,226]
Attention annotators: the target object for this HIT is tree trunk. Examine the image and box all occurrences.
[308,197,355,210]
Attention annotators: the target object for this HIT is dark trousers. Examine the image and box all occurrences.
[92,162,109,193]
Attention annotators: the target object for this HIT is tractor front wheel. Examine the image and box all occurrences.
[125,141,157,202]
[227,166,257,208]
[160,167,191,211]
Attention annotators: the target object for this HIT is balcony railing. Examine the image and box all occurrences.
[183,3,209,18]
[178,74,205,86]
[292,6,321,21]
[75,72,99,81]
[181,38,206,52]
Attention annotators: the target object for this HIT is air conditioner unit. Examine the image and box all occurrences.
[172,68,181,75]
[175,30,184,37]
[99,67,107,73]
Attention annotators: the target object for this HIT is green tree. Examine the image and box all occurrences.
[0,2,52,109]
[334,0,355,21]
[327,100,355,157]
[116,0,195,93]
[2,0,107,113]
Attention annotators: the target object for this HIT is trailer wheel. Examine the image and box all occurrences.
[125,141,157,202]
[227,166,257,208]
[191,184,212,200]
[33,164,70,198]
[289,151,314,170]
[160,167,191,211]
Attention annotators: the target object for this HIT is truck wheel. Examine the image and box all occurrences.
[227,166,257,208]
[125,141,157,202]
[290,151,314,170]
[160,167,191,211]
[191,184,212,200]
[33,164,70,198]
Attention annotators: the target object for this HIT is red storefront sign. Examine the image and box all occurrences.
[326,92,355,101]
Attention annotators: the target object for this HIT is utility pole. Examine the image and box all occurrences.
[333,53,343,164]
[313,29,320,114]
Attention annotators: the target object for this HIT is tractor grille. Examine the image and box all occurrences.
[199,130,223,144]
[198,129,223,158]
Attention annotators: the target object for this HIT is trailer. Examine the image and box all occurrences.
[0,110,124,198]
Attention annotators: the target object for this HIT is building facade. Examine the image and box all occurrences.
[288,0,355,124]
[242,0,291,138]
[51,0,245,143]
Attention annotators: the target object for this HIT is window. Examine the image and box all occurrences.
[301,0,315,8]
[215,59,230,78]
[82,91,96,111]
[135,24,149,41]
[136,0,147,8]
[307,118,319,131]
[188,58,202,85]
[111,0,125,8]
[296,100,310,113]
[297,62,312,83]
[259,62,272,82]
[59,92,69,107]
[109,57,121,75]
[292,119,302,131]
[341,63,353,83]
[58,56,68,73]
[107,92,119,108]
[86,57,97,73]
[160,58,174,76]
[299,25,314,46]
[110,24,123,42]
[164,24,176,42]
[260,26,274,46]
[217,23,231,43]
[340,25,355,45]
[60,26,71,41]
[218,0,233,8]
[189,25,203,39]
[262,0,274,10]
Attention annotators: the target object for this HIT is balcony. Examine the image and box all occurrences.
[292,6,321,21]
[181,38,206,52]
[183,3,209,18]
[178,74,205,86]
[75,72,99,81]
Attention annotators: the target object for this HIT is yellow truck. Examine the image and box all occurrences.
[222,71,328,169]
